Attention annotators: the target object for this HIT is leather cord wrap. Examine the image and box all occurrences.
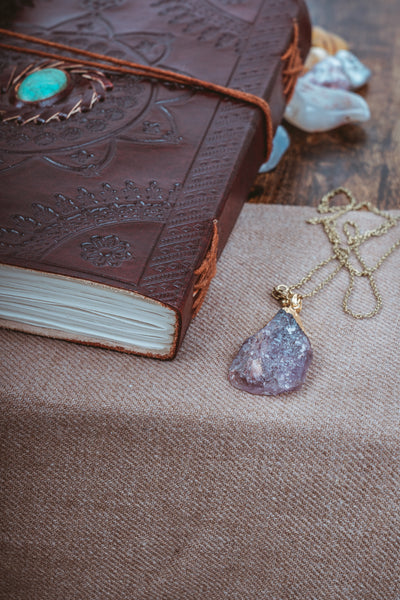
[281,22,303,102]
[192,220,219,318]
[0,27,275,161]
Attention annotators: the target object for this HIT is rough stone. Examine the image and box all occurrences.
[303,51,371,92]
[303,46,329,72]
[335,50,371,89]
[284,78,370,132]
[311,26,348,55]
[258,126,290,173]
[303,56,351,90]
[228,309,313,396]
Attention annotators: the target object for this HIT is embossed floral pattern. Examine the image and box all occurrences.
[81,0,125,10]
[217,0,246,4]
[150,0,249,52]
[0,180,181,260]
[80,234,133,267]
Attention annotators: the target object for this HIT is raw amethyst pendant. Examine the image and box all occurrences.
[228,308,312,396]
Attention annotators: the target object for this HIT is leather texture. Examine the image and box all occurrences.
[0,0,311,356]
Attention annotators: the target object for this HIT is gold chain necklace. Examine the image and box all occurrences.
[228,188,400,396]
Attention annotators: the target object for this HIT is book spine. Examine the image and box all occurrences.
[173,2,311,358]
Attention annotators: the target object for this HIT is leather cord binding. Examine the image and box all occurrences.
[281,22,303,102]
[0,27,275,160]
[192,220,219,317]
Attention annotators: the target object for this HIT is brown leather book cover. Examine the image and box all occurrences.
[0,0,311,358]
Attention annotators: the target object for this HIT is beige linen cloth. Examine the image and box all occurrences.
[1,204,399,599]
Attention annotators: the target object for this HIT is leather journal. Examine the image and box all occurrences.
[0,0,311,358]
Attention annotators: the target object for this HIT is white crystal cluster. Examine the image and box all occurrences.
[285,49,371,132]
[259,31,372,173]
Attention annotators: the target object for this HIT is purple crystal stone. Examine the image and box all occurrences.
[228,309,312,396]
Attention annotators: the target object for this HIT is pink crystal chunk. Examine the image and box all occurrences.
[303,56,351,90]
[228,309,312,396]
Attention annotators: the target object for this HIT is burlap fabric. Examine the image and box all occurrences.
[1,204,399,599]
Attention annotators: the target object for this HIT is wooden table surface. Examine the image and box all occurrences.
[250,0,400,209]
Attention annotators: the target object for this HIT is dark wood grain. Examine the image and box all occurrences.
[249,0,400,209]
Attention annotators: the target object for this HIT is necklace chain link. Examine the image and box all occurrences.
[274,188,400,319]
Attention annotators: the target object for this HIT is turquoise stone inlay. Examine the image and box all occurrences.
[17,68,68,103]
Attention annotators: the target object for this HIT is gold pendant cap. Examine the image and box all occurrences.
[272,285,303,314]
